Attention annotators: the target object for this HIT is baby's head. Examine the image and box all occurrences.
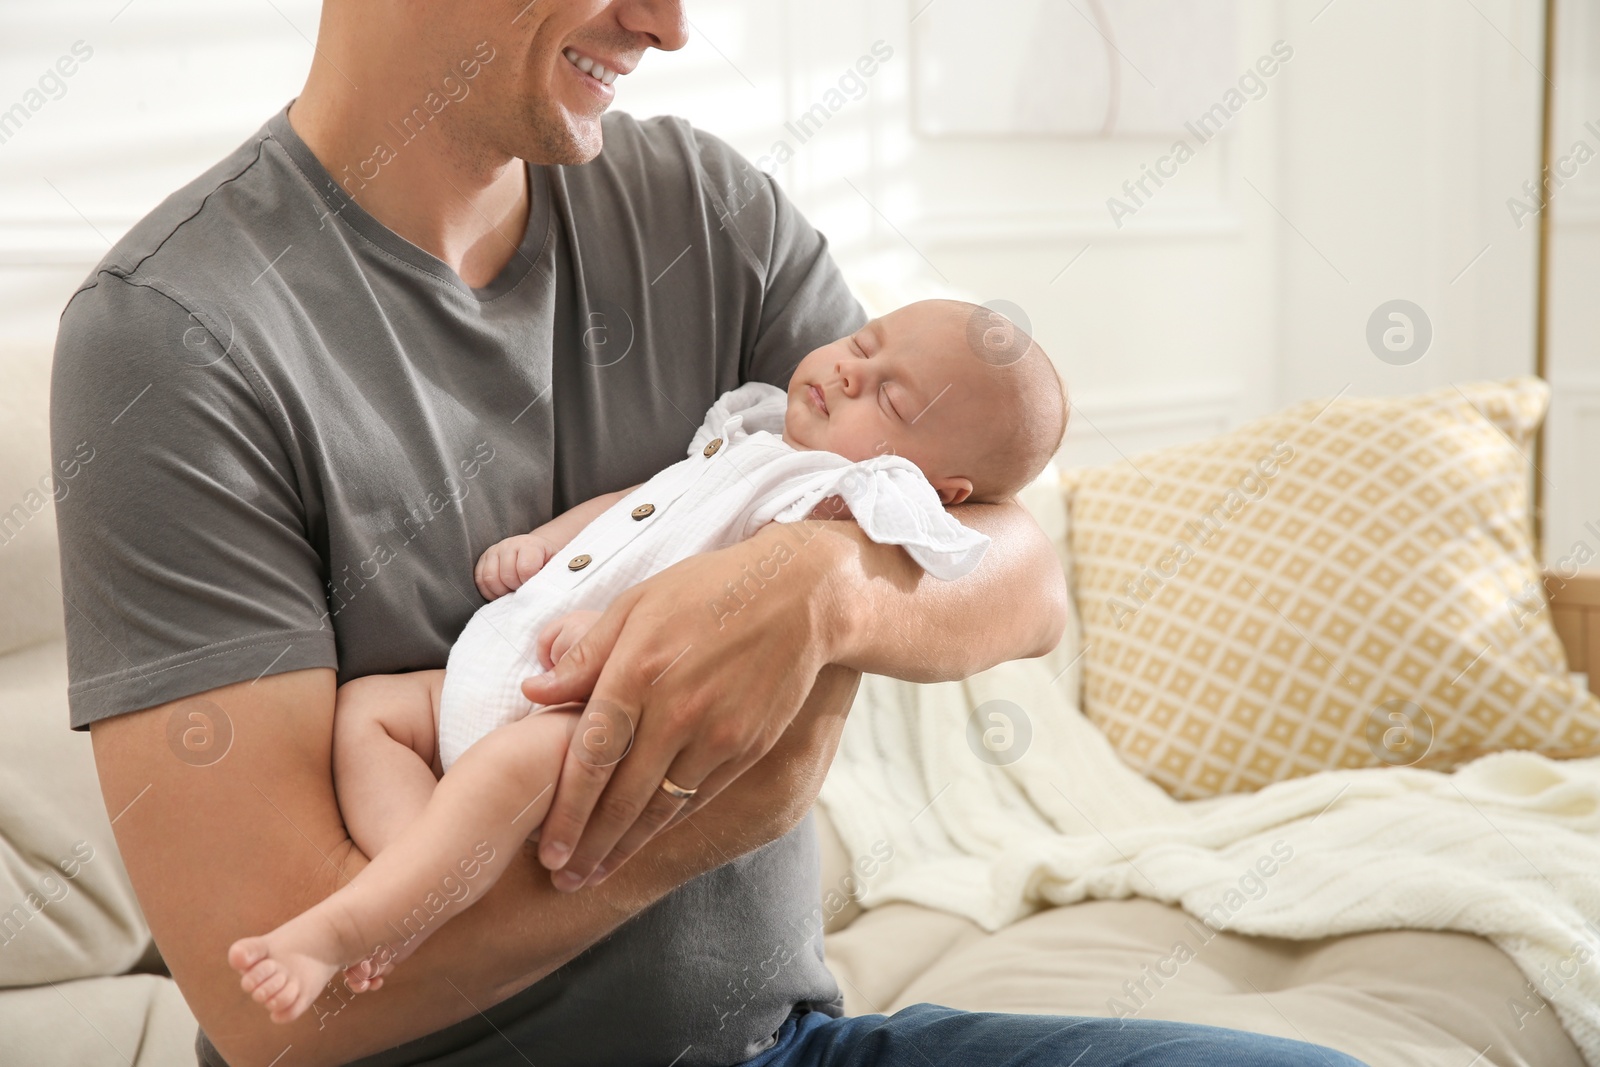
[783,300,1068,505]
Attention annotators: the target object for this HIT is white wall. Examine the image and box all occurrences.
[623,0,1286,465]
[0,1,318,340]
[619,0,1591,554]
[1545,0,1600,567]
[2,0,1592,555]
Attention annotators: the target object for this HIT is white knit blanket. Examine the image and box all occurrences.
[817,490,1600,1064]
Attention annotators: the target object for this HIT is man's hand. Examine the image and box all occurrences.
[522,521,846,890]
[523,497,1066,891]
[475,532,555,599]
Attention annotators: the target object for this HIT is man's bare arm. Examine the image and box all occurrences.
[91,663,858,1067]
[814,496,1069,681]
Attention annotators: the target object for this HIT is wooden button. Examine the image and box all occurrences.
[567,554,592,571]
[631,503,656,520]
[702,437,723,457]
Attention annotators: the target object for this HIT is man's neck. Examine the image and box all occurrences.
[288,82,530,289]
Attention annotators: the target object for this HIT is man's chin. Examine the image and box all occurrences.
[561,114,606,162]
[522,106,606,165]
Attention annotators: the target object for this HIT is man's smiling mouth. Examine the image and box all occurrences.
[563,47,621,86]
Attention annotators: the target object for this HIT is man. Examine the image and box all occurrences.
[50,1,1366,1065]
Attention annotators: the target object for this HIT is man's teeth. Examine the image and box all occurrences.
[564,48,619,86]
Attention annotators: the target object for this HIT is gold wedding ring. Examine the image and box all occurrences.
[658,776,698,801]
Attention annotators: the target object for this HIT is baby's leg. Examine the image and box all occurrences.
[228,707,578,1024]
[333,671,448,858]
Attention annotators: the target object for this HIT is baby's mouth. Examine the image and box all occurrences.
[808,384,829,416]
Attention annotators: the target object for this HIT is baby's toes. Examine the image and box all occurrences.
[264,975,303,1020]
[227,936,270,979]
[247,961,289,1003]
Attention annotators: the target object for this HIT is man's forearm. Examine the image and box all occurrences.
[795,497,1068,682]
[91,664,855,1067]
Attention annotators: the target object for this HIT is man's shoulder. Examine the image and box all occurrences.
[55,114,303,411]
[597,111,757,184]
[582,112,780,263]
[63,111,300,322]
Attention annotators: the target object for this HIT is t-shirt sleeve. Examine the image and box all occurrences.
[51,275,336,729]
[689,128,867,390]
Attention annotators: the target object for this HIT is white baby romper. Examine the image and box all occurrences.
[435,382,989,770]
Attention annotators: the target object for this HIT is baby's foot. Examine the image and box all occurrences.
[228,913,353,1024]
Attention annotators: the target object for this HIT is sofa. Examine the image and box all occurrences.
[0,344,202,1064]
[4,332,1597,1065]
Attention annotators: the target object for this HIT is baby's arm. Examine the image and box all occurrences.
[474,485,639,600]
[807,495,852,521]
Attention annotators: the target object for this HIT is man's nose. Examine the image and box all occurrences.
[618,0,689,52]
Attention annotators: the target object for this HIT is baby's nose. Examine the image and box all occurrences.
[835,361,858,395]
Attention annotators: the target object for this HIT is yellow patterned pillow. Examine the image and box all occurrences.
[1063,377,1600,799]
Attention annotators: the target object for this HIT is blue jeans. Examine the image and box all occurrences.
[744,1004,1368,1067]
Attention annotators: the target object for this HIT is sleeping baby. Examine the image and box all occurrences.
[227,299,1069,1023]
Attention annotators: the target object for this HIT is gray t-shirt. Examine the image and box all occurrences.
[51,106,864,1066]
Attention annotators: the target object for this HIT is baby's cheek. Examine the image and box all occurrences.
[825,421,877,462]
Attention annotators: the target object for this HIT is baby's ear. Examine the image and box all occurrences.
[931,477,973,507]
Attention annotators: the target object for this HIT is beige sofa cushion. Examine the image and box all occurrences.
[1064,377,1600,799]
[0,342,68,658]
[0,972,197,1067]
[824,895,1583,1067]
[0,639,153,986]
[815,805,1580,1067]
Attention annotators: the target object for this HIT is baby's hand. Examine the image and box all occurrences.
[475,533,555,600]
[537,610,603,671]
[342,945,396,994]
